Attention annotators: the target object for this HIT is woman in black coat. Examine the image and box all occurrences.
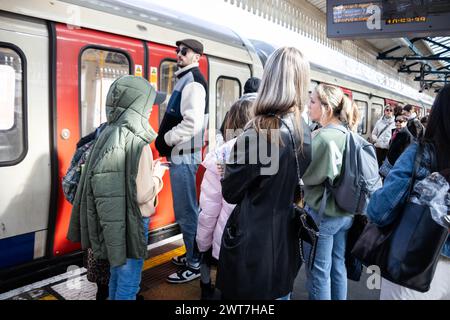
[216,47,312,300]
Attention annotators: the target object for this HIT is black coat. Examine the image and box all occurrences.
[216,115,311,300]
[387,127,413,165]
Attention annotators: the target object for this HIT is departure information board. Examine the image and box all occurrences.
[327,0,450,39]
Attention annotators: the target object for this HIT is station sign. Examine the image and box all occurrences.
[327,0,450,39]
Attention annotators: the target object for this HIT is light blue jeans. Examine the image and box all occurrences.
[108,217,149,300]
[168,152,202,266]
[304,206,353,300]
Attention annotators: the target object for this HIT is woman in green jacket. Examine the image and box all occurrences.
[302,84,359,300]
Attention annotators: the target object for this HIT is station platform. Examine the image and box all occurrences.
[0,236,202,300]
[0,235,380,300]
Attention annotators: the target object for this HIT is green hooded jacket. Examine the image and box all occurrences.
[67,76,157,267]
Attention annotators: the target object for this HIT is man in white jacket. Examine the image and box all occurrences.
[155,39,208,283]
[371,106,395,167]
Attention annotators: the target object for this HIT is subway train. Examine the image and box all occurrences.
[0,0,434,291]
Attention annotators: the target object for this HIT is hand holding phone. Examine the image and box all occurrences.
[154,158,169,178]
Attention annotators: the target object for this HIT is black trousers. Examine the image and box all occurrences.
[375,147,388,168]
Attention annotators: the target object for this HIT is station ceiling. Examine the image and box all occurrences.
[225,0,450,92]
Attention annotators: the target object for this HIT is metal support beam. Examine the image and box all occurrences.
[402,70,450,75]
[378,56,450,61]
[378,45,403,58]
[422,37,450,52]
[414,73,450,80]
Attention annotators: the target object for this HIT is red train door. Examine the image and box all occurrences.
[341,87,353,100]
[52,24,146,256]
[146,42,209,230]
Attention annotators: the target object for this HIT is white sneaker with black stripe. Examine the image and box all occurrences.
[166,265,201,284]
[171,253,187,267]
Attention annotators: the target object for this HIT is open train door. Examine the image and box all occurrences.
[146,41,209,237]
[50,24,146,257]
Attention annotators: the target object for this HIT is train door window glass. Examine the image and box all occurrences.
[159,60,177,124]
[355,100,368,135]
[80,48,130,136]
[216,77,241,128]
[370,103,383,134]
[0,47,25,164]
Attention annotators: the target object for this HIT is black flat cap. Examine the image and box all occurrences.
[176,39,204,55]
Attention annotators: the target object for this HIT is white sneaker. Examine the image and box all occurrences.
[166,265,201,284]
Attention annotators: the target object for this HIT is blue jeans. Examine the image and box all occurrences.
[168,152,201,266]
[108,217,149,300]
[304,206,353,300]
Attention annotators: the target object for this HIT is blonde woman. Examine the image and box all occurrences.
[303,84,359,300]
[216,47,312,300]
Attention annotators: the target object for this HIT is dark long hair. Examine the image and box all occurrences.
[423,84,450,170]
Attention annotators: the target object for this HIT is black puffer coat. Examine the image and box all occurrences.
[216,114,311,300]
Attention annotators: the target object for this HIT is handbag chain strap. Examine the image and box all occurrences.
[272,114,303,188]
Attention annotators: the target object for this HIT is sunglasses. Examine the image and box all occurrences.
[175,47,189,56]
[385,109,393,112]
[395,119,405,123]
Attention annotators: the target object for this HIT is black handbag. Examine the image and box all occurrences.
[345,214,368,281]
[351,143,450,292]
[277,116,321,269]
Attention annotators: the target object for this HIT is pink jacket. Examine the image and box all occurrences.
[196,139,236,259]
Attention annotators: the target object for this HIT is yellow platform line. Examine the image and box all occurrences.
[39,295,58,300]
[143,245,186,271]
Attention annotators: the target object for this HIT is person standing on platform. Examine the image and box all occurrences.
[68,76,166,300]
[371,106,395,167]
[403,104,425,141]
[367,84,450,300]
[196,98,253,299]
[302,84,359,300]
[379,115,412,178]
[155,39,208,284]
[216,47,312,300]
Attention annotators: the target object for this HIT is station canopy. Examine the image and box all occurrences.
[224,0,450,92]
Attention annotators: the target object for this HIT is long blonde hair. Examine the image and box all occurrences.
[314,84,359,131]
[250,47,310,147]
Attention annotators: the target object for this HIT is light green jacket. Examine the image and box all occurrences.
[302,127,350,217]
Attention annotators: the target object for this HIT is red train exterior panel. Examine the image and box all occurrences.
[53,24,145,256]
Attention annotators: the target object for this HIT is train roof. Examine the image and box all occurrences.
[62,0,244,48]
[0,0,254,64]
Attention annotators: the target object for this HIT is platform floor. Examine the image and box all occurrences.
[0,236,380,300]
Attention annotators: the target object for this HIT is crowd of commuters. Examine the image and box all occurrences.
[67,39,449,300]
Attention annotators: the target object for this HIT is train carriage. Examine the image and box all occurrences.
[0,0,432,292]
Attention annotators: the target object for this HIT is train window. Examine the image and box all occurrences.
[0,47,25,164]
[355,100,368,135]
[370,103,383,134]
[216,77,241,128]
[80,48,130,136]
[159,60,177,124]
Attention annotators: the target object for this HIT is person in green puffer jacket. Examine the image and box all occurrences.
[67,75,166,300]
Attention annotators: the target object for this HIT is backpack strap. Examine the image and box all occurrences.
[376,123,392,139]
